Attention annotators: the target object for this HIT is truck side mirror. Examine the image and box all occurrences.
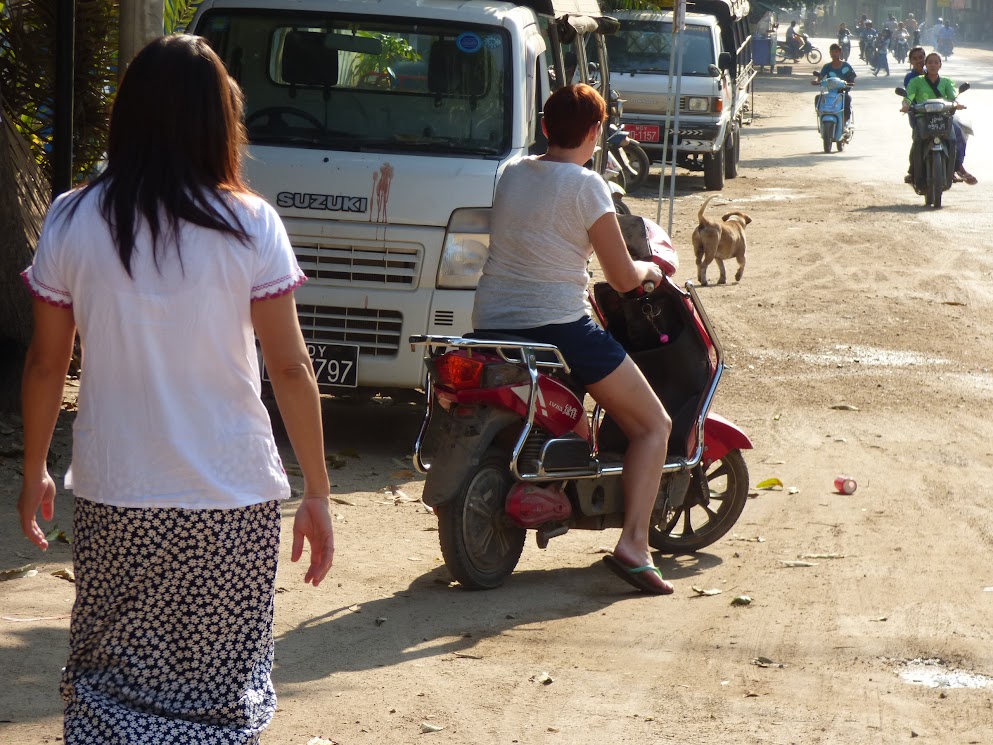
[717,51,732,72]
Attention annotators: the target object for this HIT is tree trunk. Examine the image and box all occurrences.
[0,89,50,413]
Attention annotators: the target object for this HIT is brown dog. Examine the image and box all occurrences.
[691,195,751,286]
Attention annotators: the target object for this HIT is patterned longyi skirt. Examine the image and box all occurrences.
[62,497,281,744]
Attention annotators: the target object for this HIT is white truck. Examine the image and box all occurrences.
[188,0,618,396]
[608,0,754,190]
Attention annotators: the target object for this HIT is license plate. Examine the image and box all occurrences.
[262,343,359,388]
[924,113,948,132]
[308,343,359,388]
[625,124,660,143]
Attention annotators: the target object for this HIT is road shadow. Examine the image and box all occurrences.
[852,202,935,215]
[272,550,723,683]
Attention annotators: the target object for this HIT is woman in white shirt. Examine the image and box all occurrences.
[18,35,334,742]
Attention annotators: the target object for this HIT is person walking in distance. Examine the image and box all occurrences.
[18,34,335,742]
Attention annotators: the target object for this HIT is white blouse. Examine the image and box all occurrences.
[22,186,304,510]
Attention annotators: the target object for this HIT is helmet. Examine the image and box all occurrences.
[908,13,915,19]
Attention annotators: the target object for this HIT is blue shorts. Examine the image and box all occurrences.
[475,316,627,386]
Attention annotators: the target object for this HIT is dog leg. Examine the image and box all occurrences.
[735,255,745,282]
[716,258,727,285]
[697,256,711,286]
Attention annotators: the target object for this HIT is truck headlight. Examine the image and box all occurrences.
[438,208,491,289]
[686,97,710,112]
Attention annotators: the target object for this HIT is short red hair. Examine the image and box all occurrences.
[543,84,607,149]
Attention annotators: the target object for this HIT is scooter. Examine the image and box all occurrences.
[897,82,970,209]
[409,216,752,590]
[838,32,852,61]
[776,33,822,64]
[816,77,854,153]
[891,36,909,64]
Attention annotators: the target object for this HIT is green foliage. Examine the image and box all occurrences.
[163,0,200,34]
[348,31,420,86]
[0,0,117,186]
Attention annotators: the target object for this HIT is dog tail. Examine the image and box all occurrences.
[697,195,718,225]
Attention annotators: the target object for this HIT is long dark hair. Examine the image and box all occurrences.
[81,34,253,275]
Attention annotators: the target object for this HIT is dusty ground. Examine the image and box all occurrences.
[3,43,993,745]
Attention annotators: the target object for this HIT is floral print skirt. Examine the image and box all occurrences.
[62,497,281,744]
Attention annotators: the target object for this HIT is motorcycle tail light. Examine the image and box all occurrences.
[435,353,485,390]
[433,352,529,391]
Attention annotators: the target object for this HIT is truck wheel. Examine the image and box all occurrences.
[436,448,525,590]
[703,148,725,190]
[723,127,740,179]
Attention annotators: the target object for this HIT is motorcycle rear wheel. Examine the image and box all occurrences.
[437,448,525,590]
[775,46,788,63]
[649,449,749,554]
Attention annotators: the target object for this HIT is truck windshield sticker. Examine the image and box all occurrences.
[276,192,369,213]
[456,33,483,53]
[483,35,502,49]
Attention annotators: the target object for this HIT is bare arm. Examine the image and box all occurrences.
[252,292,335,586]
[588,212,663,294]
[18,299,76,549]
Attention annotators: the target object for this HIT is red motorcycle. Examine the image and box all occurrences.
[410,216,752,590]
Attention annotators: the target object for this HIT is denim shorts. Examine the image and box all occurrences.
[475,316,627,386]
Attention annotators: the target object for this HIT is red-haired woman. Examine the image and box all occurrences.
[473,84,674,595]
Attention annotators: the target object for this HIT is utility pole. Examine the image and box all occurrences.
[119,0,165,80]
[52,0,75,198]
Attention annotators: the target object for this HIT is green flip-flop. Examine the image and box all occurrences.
[602,554,674,595]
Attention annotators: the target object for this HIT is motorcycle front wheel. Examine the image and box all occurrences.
[927,151,943,209]
[649,449,750,554]
[806,48,823,64]
[437,448,525,590]
[822,131,832,153]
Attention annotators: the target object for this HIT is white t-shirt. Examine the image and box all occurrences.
[22,185,304,510]
[472,157,614,329]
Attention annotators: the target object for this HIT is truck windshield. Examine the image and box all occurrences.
[199,12,512,156]
[607,21,715,76]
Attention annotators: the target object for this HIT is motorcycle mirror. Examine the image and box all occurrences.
[958,82,970,93]
[895,87,907,96]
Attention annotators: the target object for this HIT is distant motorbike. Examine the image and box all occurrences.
[859,28,878,62]
[815,78,854,153]
[897,82,970,208]
[936,37,954,60]
[776,34,822,64]
[608,123,651,193]
[838,32,852,61]
[892,37,909,64]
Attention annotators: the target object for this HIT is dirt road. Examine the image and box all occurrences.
[3,45,993,745]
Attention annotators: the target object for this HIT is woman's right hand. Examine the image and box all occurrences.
[292,494,335,587]
[634,260,664,291]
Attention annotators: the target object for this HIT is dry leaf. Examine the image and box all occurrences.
[0,564,38,582]
[731,595,752,606]
[531,672,554,685]
[453,652,483,660]
[52,568,75,582]
[330,497,356,506]
[690,586,722,596]
[787,486,800,494]
[420,722,444,733]
[800,553,846,559]
[779,560,817,568]
[830,404,860,411]
[869,616,888,622]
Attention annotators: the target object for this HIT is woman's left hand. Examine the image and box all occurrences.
[292,495,336,587]
[18,473,57,550]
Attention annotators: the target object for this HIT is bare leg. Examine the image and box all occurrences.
[587,356,672,591]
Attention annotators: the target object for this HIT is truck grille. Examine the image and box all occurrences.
[297,304,403,357]
[293,241,421,287]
